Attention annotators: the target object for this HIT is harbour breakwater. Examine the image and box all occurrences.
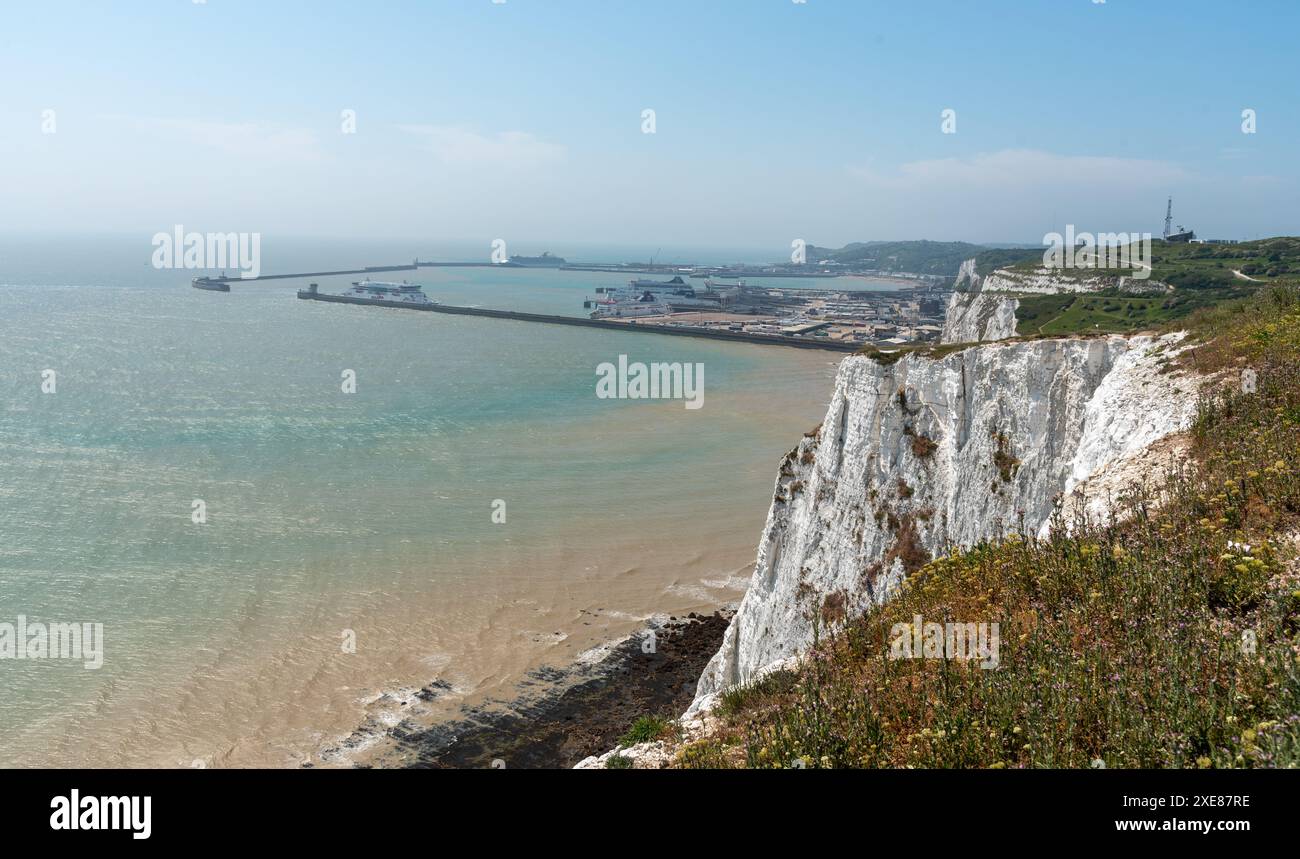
[296,289,860,352]
[208,264,419,283]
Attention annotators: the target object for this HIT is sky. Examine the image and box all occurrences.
[2,0,1297,254]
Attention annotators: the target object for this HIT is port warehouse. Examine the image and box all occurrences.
[295,287,860,352]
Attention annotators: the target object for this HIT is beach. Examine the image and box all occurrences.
[367,611,732,769]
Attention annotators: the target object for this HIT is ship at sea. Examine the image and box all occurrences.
[297,279,436,308]
[191,276,231,292]
[508,252,566,267]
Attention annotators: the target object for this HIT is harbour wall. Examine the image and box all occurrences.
[297,291,860,353]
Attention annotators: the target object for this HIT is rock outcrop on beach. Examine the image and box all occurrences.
[688,333,1201,712]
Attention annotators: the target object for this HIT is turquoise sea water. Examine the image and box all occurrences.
[0,237,887,766]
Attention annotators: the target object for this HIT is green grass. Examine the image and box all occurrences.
[680,287,1300,770]
[953,240,1300,338]
[991,238,1300,337]
[1004,237,1300,289]
[1013,288,1251,336]
[619,714,675,746]
[715,668,800,718]
[1150,237,1300,286]
[857,340,979,365]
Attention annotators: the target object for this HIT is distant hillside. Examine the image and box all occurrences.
[806,240,994,277]
[971,247,1043,275]
[988,237,1300,337]
[1003,236,1300,290]
[810,237,1300,284]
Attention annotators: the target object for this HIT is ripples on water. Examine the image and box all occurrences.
[0,251,855,766]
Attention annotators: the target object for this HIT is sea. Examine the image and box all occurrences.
[0,234,900,767]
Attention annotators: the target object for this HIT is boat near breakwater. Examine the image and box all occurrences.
[297,280,436,306]
[191,276,231,292]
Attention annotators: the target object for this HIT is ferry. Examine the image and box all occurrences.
[628,275,690,291]
[297,280,436,307]
[589,297,670,319]
[508,252,566,267]
[586,276,730,317]
[343,279,436,305]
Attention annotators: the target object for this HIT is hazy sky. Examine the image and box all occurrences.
[3,0,1297,250]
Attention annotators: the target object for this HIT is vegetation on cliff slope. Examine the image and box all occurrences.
[677,287,1300,769]
[1000,238,1300,337]
[1013,288,1252,337]
[1003,237,1300,288]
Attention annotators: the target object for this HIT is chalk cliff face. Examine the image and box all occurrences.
[953,257,982,291]
[980,268,1170,296]
[941,256,1019,343]
[940,256,1174,344]
[690,333,1199,711]
[940,291,1019,343]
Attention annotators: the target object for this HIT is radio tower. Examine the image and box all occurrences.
[1163,197,1173,240]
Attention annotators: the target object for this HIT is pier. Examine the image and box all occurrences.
[211,264,417,283]
[211,259,862,283]
[296,289,859,352]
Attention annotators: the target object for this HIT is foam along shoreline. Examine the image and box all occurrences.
[335,612,731,769]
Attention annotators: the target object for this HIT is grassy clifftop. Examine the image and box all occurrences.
[671,287,1300,769]
[1002,236,1300,289]
[994,238,1300,337]
[1012,289,1252,337]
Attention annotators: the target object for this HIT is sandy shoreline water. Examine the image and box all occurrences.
[3,284,839,768]
[320,378,838,769]
[353,611,733,769]
[15,464,791,768]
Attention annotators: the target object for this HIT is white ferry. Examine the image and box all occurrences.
[343,279,436,305]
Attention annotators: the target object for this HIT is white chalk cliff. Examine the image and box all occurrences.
[940,291,1019,343]
[940,257,1174,345]
[689,333,1200,712]
[939,257,1021,344]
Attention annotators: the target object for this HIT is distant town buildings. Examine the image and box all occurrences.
[584,276,951,347]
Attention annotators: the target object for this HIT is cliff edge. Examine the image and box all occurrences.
[690,333,1200,711]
